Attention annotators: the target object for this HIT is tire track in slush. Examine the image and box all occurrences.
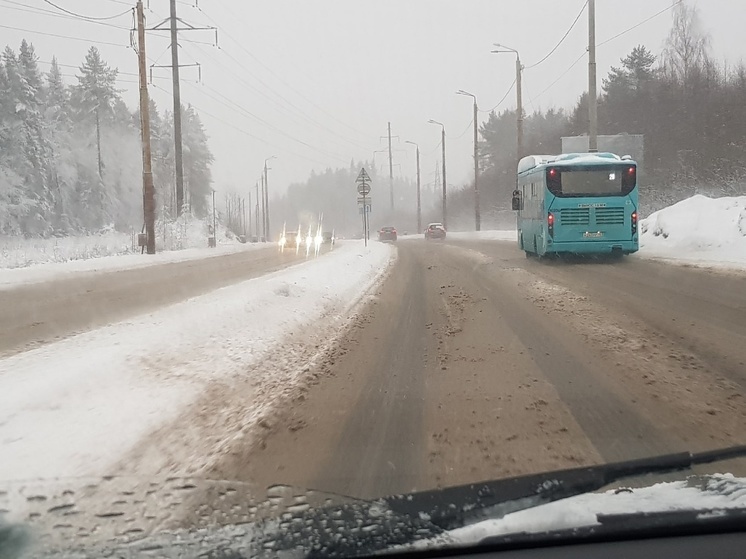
[464,256,681,462]
[313,247,429,499]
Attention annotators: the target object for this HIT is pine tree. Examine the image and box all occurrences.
[181,104,213,217]
[73,46,119,179]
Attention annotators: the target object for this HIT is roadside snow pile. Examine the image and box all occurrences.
[0,241,394,481]
[0,229,132,269]
[0,216,242,270]
[640,194,746,269]
[0,241,264,290]
[447,230,516,242]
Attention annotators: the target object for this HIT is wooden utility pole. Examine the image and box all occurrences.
[472,98,480,231]
[212,189,216,242]
[260,174,266,239]
[169,0,185,215]
[255,182,260,238]
[405,140,422,232]
[415,145,421,233]
[441,127,447,230]
[516,55,524,162]
[136,1,156,254]
[264,162,271,241]
[588,0,598,152]
[387,121,394,211]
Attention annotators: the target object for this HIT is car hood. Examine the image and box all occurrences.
[1,474,745,558]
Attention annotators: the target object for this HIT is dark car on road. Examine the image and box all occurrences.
[425,222,446,240]
[322,231,335,245]
[378,226,397,242]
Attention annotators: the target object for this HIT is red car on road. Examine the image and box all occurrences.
[424,223,446,240]
[378,226,397,242]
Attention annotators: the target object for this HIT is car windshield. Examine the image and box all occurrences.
[1,1,745,558]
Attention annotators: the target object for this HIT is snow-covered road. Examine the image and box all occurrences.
[0,241,394,481]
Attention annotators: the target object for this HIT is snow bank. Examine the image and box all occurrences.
[640,194,746,270]
[0,215,245,272]
[0,241,394,481]
[0,242,265,290]
[0,230,133,269]
[446,230,516,242]
[396,230,516,242]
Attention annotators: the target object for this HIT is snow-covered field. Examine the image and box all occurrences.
[0,241,394,482]
[640,194,746,270]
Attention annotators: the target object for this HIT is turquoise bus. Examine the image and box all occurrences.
[511,152,639,258]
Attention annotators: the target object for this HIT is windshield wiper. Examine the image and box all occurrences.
[383,444,746,532]
[281,445,746,557]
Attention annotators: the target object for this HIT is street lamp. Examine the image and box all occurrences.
[264,155,277,241]
[428,119,447,230]
[404,140,421,233]
[491,43,524,165]
[456,90,481,231]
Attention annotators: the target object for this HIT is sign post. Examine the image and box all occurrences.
[356,168,372,246]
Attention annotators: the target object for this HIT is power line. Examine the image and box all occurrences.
[194,4,377,145]
[191,81,351,164]
[525,1,588,70]
[453,119,475,140]
[598,0,684,47]
[532,0,684,102]
[40,0,131,21]
[533,51,586,101]
[179,41,371,156]
[0,23,130,48]
[0,0,131,30]
[212,44,374,152]
[151,82,337,168]
[480,77,517,114]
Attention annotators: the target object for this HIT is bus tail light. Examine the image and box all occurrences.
[631,211,638,235]
[548,212,555,238]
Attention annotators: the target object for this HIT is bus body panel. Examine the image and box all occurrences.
[516,153,639,257]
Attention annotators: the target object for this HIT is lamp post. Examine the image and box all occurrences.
[492,44,524,164]
[264,155,277,241]
[456,90,480,231]
[404,140,421,233]
[428,119,447,229]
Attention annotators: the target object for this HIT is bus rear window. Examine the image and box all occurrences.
[546,166,636,197]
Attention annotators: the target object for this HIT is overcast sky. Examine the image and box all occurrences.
[2,1,744,197]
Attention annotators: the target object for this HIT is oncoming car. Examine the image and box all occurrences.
[279,231,299,250]
[425,222,446,240]
[378,226,397,242]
